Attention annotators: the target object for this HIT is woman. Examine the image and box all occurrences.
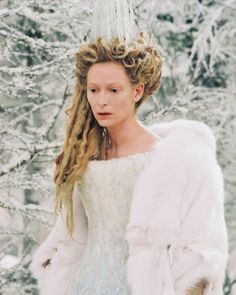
[30,34,228,295]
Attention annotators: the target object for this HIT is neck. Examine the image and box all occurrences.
[105,116,146,154]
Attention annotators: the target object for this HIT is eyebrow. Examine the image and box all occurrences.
[87,82,122,87]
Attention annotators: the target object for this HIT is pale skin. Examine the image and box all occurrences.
[86,61,162,160]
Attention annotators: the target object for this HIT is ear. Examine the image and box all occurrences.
[133,83,145,102]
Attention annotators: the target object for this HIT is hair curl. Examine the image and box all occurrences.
[54,32,162,237]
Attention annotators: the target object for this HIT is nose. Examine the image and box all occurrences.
[97,90,109,106]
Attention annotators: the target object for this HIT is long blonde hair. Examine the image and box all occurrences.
[54,32,162,236]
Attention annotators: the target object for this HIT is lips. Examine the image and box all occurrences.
[98,112,111,115]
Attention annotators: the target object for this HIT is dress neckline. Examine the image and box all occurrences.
[90,149,154,163]
[89,135,162,163]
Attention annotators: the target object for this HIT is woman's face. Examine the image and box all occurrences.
[86,61,144,128]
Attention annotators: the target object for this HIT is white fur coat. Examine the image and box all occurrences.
[30,119,229,295]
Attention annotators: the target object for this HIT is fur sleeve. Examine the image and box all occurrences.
[125,121,229,295]
[29,184,88,295]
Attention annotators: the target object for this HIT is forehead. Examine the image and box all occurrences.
[87,62,129,85]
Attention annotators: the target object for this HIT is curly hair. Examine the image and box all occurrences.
[54,32,163,237]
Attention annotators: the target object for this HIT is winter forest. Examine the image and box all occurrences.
[0,0,235,294]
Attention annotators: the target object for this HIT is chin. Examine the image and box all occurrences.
[97,122,113,128]
[96,119,116,128]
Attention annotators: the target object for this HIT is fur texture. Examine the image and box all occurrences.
[30,119,228,295]
[30,183,88,295]
[125,119,228,295]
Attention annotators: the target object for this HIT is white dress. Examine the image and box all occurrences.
[30,119,228,295]
[74,151,154,295]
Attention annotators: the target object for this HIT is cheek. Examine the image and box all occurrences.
[87,98,96,114]
[112,99,125,113]
[87,94,94,107]
[116,93,134,111]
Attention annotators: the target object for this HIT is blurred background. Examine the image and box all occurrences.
[0,0,235,294]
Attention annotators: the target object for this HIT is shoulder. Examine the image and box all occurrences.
[129,119,224,227]
[148,118,216,155]
[144,118,222,184]
[134,119,224,206]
